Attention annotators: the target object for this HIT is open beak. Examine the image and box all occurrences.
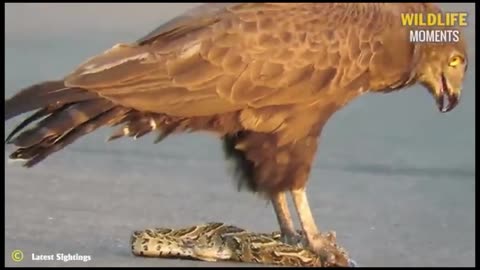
[436,73,460,113]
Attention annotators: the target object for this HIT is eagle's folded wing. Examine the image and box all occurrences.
[64,3,384,119]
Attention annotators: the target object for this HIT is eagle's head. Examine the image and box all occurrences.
[414,34,468,113]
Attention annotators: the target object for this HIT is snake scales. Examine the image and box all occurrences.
[131,222,355,267]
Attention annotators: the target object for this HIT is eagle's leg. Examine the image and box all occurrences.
[291,187,347,265]
[271,191,303,246]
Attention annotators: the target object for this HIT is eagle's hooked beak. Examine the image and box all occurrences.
[436,73,460,113]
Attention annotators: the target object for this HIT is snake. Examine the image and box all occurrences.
[131,222,356,267]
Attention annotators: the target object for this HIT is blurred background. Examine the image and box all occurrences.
[5,3,475,267]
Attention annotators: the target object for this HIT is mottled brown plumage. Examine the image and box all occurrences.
[5,3,468,265]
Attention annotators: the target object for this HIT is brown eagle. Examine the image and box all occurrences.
[4,3,468,263]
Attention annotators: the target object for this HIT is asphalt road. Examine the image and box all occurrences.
[4,134,475,267]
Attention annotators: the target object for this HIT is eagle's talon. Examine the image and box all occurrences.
[348,258,359,267]
[280,232,305,248]
[308,233,350,267]
[325,231,337,243]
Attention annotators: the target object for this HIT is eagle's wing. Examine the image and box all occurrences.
[63,3,409,119]
[135,3,238,46]
[3,3,441,169]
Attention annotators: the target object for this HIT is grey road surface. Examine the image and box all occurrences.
[5,3,476,267]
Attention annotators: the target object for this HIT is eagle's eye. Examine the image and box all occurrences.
[448,55,464,67]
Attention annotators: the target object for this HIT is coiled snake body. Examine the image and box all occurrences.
[131,222,354,267]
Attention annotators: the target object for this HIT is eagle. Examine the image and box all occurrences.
[4,3,468,264]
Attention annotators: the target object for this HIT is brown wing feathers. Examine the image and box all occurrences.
[4,81,239,167]
[4,81,133,167]
[5,81,99,121]
[10,99,115,148]
[10,106,131,167]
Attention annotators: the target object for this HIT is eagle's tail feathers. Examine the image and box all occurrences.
[8,105,131,168]
[5,80,98,121]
